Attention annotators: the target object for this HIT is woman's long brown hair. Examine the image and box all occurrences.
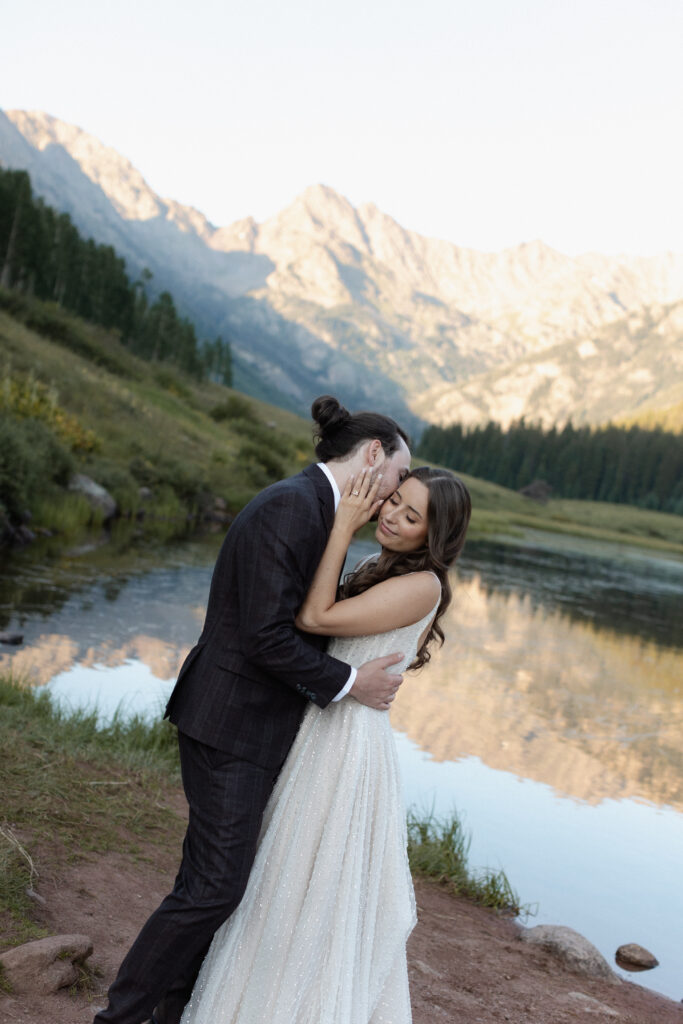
[340,466,471,669]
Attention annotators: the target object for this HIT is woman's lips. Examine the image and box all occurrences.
[379,520,396,537]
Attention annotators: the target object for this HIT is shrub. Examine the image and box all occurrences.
[0,415,74,521]
[237,438,288,485]
[154,367,195,403]
[209,395,258,423]
[129,454,208,508]
[0,365,100,453]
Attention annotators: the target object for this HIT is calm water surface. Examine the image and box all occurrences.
[1,530,682,1000]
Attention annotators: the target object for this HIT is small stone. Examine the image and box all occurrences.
[138,486,153,501]
[0,631,23,645]
[520,925,616,981]
[615,943,659,970]
[561,991,620,1017]
[412,959,443,979]
[0,934,93,994]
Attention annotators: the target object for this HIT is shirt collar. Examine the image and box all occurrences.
[317,462,341,511]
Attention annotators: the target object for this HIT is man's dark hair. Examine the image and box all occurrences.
[311,395,409,462]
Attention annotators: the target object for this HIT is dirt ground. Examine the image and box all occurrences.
[2,792,680,1024]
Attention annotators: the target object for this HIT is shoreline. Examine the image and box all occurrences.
[1,788,680,1024]
[1,676,680,1022]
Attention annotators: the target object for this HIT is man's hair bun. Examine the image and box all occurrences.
[311,395,351,435]
[310,394,408,462]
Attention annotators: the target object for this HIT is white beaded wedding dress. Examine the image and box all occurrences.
[179,595,439,1024]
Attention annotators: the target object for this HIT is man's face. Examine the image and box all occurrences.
[375,438,411,498]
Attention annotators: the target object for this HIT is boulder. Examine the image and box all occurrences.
[0,934,93,994]
[520,924,616,981]
[615,942,659,970]
[69,474,117,521]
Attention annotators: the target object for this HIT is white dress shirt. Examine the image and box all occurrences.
[316,463,356,702]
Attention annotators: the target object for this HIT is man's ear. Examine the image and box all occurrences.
[367,439,383,466]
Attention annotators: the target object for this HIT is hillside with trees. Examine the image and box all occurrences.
[418,420,683,514]
[0,166,232,383]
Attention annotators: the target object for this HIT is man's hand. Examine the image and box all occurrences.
[351,652,404,711]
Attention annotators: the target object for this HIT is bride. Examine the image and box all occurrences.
[179,464,471,1024]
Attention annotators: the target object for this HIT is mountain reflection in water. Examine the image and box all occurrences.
[392,572,683,809]
[2,536,680,813]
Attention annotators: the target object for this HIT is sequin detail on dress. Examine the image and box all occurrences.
[179,597,439,1024]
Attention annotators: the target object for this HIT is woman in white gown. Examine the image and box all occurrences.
[180,465,471,1024]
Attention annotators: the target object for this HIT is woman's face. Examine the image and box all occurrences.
[375,477,429,552]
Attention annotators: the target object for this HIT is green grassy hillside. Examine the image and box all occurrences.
[1,292,682,555]
[0,293,312,537]
[459,472,683,553]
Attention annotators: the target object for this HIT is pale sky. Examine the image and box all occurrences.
[2,0,682,255]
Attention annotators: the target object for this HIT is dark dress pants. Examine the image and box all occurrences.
[93,731,280,1024]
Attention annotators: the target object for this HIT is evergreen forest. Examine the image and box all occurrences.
[0,166,231,383]
[418,420,683,514]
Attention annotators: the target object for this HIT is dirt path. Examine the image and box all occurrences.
[1,794,680,1024]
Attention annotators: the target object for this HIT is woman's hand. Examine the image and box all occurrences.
[333,468,383,538]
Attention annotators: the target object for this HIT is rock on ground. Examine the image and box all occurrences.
[68,474,117,521]
[616,943,660,969]
[0,934,93,994]
[520,924,617,981]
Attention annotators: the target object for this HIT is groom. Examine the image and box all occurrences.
[94,396,412,1024]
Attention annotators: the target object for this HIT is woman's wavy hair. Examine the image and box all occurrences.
[340,466,471,670]
[312,395,409,461]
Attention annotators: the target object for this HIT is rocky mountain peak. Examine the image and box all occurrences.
[2,107,682,431]
[6,109,164,222]
[258,183,371,256]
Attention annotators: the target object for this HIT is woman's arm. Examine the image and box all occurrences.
[295,470,441,637]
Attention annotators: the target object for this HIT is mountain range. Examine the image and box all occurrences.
[2,107,682,432]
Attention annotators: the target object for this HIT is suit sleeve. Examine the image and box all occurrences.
[234,487,351,708]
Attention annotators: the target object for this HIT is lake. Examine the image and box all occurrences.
[1,528,682,1000]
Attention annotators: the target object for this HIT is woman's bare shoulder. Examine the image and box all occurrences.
[378,570,441,608]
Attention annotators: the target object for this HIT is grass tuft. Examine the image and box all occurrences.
[0,961,12,994]
[0,674,184,950]
[407,810,530,917]
[67,958,104,998]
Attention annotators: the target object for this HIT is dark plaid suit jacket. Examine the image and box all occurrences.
[165,464,350,768]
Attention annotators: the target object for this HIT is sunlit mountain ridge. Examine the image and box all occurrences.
[2,108,682,430]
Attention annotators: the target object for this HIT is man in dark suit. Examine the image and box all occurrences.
[94,397,411,1024]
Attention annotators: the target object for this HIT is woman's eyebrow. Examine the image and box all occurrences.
[395,489,423,519]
